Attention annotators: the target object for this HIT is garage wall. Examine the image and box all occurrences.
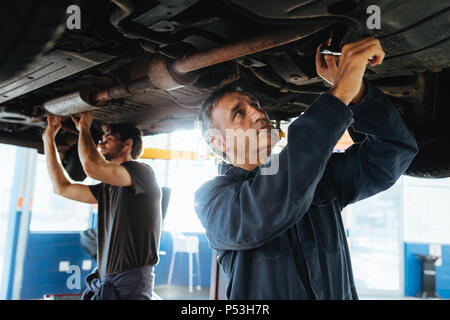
[20,232,95,299]
[403,176,450,245]
[19,231,212,299]
[402,177,450,298]
[404,242,450,298]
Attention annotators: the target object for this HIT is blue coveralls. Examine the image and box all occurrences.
[194,80,418,299]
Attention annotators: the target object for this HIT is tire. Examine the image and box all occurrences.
[0,1,73,81]
[404,133,450,179]
[348,126,450,179]
[348,68,450,179]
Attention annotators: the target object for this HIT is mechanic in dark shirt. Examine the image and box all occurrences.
[194,38,418,299]
[43,115,161,300]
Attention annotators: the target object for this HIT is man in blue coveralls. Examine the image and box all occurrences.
[194,38,418,299]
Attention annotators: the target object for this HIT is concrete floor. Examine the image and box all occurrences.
[360,296,418,300]
[153,287,438,300]
[153,288,450,300]
[154,285,210,300]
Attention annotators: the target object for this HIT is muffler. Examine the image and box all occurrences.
[44,90,106,116]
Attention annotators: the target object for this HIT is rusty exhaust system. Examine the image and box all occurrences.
[44,21,331,116]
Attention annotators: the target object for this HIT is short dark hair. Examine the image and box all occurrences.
[102,123,143,159]
[197,85,261,160]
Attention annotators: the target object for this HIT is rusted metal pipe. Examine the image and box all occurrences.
[96,21,332,99]
[93,77,155,104]
[53,21,332,110]
[171,22,331,74]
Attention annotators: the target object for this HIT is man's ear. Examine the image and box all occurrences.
[124,138,133,151]
[211,134,226,154]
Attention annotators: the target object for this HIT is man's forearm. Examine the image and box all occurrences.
[330,80,366,106]
[78,127,105,172]
[329,80,418,206]
[350,81,366,105]
[43,137,72,194]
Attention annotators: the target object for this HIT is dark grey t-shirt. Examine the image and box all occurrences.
[89,161,162,278]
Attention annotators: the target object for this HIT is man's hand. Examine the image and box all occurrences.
[71,111,93,132]
[316,43,339,86]
[328,37,384,105]
[43,114,62,141]
[315,43,365,104]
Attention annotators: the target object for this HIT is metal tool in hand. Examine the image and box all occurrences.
[320,45,376,61]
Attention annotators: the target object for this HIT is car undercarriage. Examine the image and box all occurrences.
[0,0,449,179]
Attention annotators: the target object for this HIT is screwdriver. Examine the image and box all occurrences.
[320,46,376,61]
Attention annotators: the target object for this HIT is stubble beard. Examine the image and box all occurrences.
[102,143,126,161]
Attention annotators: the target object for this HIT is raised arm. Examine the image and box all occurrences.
[328,81,418,207]
[316,38,417,206]
[71,112,132,187]
[42,115,97,204]
[195,93,354,250]
[195,37,388,250]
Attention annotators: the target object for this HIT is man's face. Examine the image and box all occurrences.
[99,132,126,161]
[210,92,279,166]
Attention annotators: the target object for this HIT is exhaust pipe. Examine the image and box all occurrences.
[44,21,332,115]
[44,90,106,116]
[94,21,332,100]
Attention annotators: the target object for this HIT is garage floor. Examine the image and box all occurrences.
[153,286,433,300]
[154,285,210,300]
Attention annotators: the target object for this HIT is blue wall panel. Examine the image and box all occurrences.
[404,242,450,298]
[20,231,212,299]
[21,232,96,300]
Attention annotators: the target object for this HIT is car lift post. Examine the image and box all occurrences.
[0,147,37,300]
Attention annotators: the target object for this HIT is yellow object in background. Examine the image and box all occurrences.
[141,148,197,160]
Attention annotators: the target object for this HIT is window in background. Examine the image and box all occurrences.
[142,129,218,233]
[403,176,450,244]
[29,154,92,231]
[141,122,347,233]
[347,175,450,297]
[0,144,18,289]
[347,179,403,296]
